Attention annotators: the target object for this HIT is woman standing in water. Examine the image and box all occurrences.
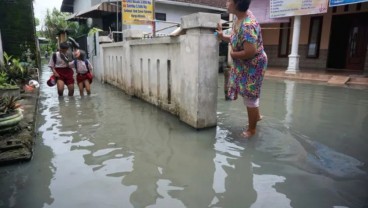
[216,0,268,138]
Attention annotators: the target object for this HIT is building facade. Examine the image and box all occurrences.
[61,0,226,35]
[262,2,368,73]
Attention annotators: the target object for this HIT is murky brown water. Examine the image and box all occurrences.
[0,65,367,208]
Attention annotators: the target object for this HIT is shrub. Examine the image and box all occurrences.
[0,96,21,115]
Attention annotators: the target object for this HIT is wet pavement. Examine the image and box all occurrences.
[0,65,368,208]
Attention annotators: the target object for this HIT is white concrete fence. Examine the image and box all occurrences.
[94,13,220,129]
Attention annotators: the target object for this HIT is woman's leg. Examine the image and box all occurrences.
[242,97,260,138]
[224,68,230,100]
[84,80,91,95]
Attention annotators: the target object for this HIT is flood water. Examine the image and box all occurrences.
[1,65,368,208]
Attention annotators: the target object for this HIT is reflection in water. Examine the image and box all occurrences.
[0,69,367,208]
[210,127,256,207]
[251,173,291,208]
[284,80,295,129]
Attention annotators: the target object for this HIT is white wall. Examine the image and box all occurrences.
[98,13,221,129]
[74,0,92,13]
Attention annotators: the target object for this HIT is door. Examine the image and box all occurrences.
[346,17,368,71]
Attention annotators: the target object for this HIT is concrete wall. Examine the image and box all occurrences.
[98,13,220,129]
[74,0,92,13]
[265,45,328,69]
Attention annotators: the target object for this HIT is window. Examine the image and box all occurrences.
[344,5,349,12]
[307,16,323,58]
[356,3,362,11]
[278,22,291,57]
[155,13,166,21]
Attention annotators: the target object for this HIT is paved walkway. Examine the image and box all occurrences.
[265,67,368,86]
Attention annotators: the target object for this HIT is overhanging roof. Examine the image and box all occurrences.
[66,12,87,21]
[76,2,119,19]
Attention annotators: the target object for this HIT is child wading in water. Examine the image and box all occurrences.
[73,50,93,96]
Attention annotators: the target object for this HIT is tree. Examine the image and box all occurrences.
[43,8,76,46]
[34,17,40,27]
[43,8,89,51]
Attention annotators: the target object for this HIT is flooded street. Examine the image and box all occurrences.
[1,65,368,208]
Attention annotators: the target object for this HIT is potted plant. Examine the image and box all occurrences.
[0,96,23,133]
[0,71,20,97]
[0,52,30,97]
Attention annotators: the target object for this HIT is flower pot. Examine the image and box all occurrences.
[0,109,23,133]
[0,86,20,98]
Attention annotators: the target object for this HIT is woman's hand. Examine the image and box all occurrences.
[230,45,237,59]
[216,23,223,39]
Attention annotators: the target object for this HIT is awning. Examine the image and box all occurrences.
[66,12,87,21]
[76,2,119,19]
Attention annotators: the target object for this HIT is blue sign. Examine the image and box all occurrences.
[330,0,368,7]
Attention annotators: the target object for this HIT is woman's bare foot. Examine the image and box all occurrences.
[258,115,263,121]
[241,129,256,138]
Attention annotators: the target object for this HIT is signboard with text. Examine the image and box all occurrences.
[250,0,289,23]
[330,0,368,7]
[270,0,329,18]
[122,0,154,25]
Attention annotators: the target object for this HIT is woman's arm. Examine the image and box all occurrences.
[216,23,231,43]
[230,41,257,60]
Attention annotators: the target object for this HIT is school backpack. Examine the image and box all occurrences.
[52,52,69,66]
[74,59,90,73]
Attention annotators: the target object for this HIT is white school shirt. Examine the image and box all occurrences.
[71,59,93,74]
[48,52,70,68]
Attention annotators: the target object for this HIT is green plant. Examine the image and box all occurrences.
[1,52,30,84]
[88,27,103,36]
[0,71,17,88]
[0,96,21,115]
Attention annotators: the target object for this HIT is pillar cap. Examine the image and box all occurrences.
[123,30,144,39]
[181,12,220,30]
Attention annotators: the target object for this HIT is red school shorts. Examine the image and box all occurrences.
[55,67,74,85]
[76,72,93,84]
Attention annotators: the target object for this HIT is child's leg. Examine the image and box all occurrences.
[84,80,91,95]
[78,82,84,96]
[56,79,65,96]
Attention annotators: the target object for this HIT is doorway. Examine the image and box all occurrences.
[327,13,368,71]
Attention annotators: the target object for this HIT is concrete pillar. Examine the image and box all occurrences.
[122,30,144,41]
[287,16,301,74]
[122,30,145,95]
[179,12,220,128]
[0,30,3,66]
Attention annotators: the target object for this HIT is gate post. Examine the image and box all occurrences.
[179,13,220,129]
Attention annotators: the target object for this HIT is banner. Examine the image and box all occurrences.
[330,0,368,7]
[250,0,289,23]
[270,0,329,18]
[122,0,154,25]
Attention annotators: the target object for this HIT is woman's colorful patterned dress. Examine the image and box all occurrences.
[227,10,268,100]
